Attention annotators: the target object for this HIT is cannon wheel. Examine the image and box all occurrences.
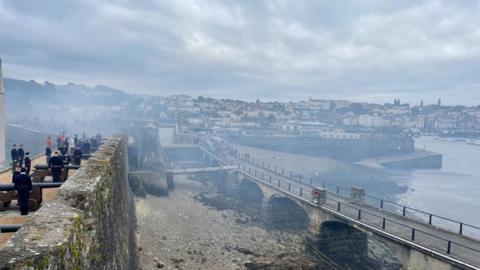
[0,191,14,207]
[28,199,39,211]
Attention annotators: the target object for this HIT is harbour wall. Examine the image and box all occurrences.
[227,134,415,160]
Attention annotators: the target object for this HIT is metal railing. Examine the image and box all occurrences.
[227,148,480,241]
[234,162,480,268]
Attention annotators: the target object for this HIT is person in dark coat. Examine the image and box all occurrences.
[64,140,70,154]
[60,142,68,156]
[11,144,18,168]
[17,144,25,167]
[73,147,82,166]
[56,135,62,148]
[24,152,32,175]
[45,146,52,164]
[12,165,21,183]
[14,167,32,215]
[74,134,79,147]
[48,151,64,182]
[63,153,72,180]
[83,140,90,155]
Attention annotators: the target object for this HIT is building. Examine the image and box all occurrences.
[0,59,5,165]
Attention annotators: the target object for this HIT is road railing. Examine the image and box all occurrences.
[234,161,480,268]
[226,147,480,241]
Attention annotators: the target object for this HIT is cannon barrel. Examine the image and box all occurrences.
[0,224,22,233]
[0,182,63,191]
[34,164,81,170]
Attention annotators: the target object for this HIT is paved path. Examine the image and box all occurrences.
[206,145,480,269]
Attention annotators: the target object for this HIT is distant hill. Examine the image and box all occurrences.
[4,78,133,109]
[4,78,138,120]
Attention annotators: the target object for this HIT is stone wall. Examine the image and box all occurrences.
[0,134,138,269]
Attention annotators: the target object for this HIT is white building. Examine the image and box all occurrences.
[0,59,5,165]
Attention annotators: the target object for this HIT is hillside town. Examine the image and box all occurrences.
[137,95,480,138]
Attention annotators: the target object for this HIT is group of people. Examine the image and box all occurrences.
[9,132,102,215]
[10,144,32,174]
[45,133,83,182]
[10,144,33,216]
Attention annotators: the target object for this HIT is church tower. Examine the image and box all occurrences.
[0,59,5,165]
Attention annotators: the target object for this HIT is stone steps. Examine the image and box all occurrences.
[128,174,147,198]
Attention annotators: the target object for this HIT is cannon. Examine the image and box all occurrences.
[0,182,63,211]
[0,224,22,233]
[31,164,81,182]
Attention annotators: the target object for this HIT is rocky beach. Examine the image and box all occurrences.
[136,175,330,270]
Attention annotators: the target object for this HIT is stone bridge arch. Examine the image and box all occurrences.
[238,178,264,204]
[265,194,310,230]
[311,220,373,269]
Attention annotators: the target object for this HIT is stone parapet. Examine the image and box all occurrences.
[0,134,137,269]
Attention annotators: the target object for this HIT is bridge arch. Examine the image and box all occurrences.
[313,220,372,269]
[266,194,309,230]
[238,178,264,204]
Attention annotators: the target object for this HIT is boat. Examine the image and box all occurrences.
[466,140,480,146]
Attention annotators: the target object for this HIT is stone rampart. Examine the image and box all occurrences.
[0,134,137,269]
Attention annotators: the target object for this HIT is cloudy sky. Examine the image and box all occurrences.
[0,0,479,105]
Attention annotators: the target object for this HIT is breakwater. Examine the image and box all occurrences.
[227,134,414,160]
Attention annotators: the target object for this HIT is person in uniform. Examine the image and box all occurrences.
[74,134,79,147]
[13,167,32,215]
[73,147,82,166]
[17,144,25,167]
[85,140,91,155]
[63,153,72,180]
[60,142,68,156]
[11,144,18,169]
[12,165,21,183]
[24,152,32,175]
[45,146,52,164]
[48,151,64,182]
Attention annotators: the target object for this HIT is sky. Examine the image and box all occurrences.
[0,0,480,105]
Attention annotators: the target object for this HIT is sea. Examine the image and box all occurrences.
[393,136,480,230]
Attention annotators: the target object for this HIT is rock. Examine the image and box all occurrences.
[152,257,164,268]
[170,258,185,264]
[245,261,274,269]
[235,247,257,256]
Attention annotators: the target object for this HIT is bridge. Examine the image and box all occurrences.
[165,142,480,270]
[166,165,238,175]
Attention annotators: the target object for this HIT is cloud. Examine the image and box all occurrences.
[0,0,479,105]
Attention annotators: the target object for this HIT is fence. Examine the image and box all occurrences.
[234,161,480,267]
[229,149,480,241]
